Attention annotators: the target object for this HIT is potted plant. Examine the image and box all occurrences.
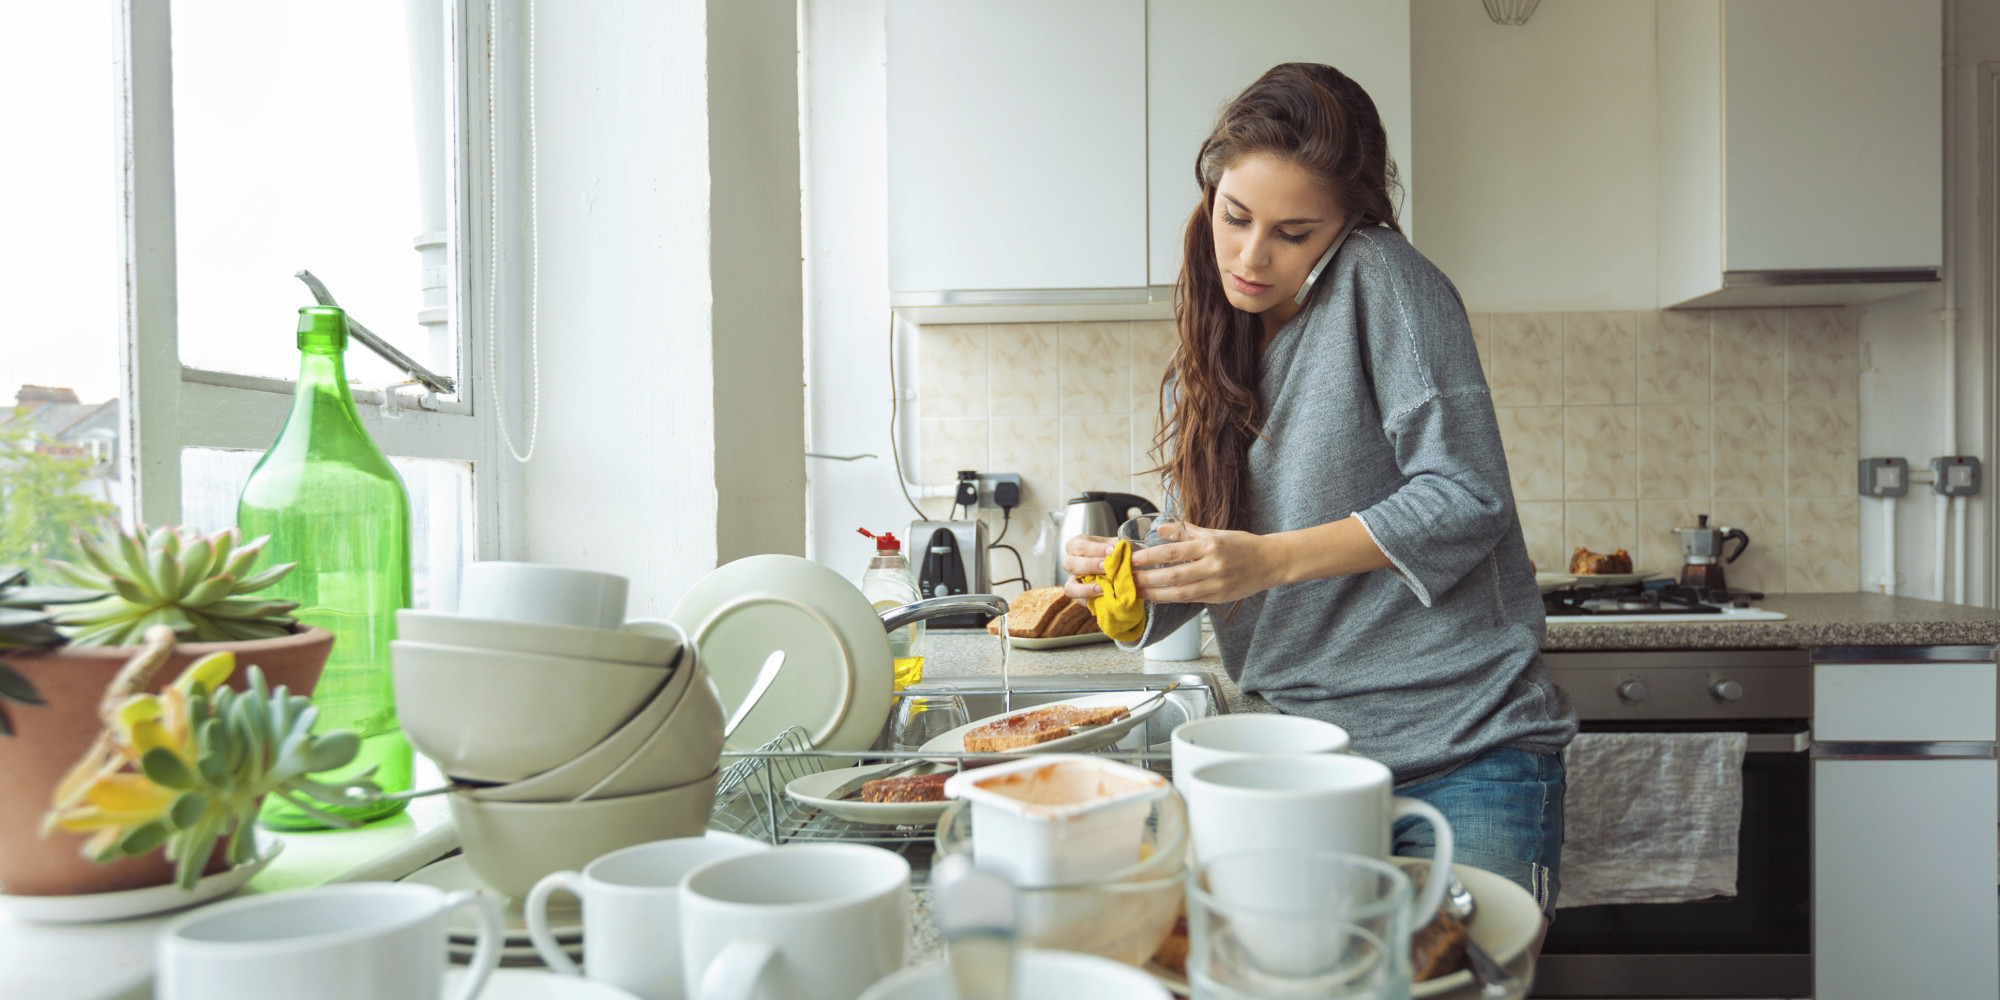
[0,523,339,896]
[43,626,379,889]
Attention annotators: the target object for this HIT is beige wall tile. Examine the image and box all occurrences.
[1711,404,1786,498]
[1060,414,1132,503]
[988,323,1059,417]
[916,417,989,520]
[1059,322,1130,416]
[1496,407,1564,501]
[1487,313,1564,406]
[987,507,1049,592]
[1638,310,1710,404]
[1564,406,1638,500]
[1710,499,1787,594]
[1637,500,1706,577]
[1129,320,1178,414]
[1786,400,1859,498]
[918,325,987,418]
[1518,501,1565,572]
[1785,307,1860,402]
[1787,498,1860,592]
[1563,311,1639,405]
[989,416,1062,511]
[1468,312,1492,375]
[1711,308,1786,403]
[1637,404,1711,500]
[1564,501,1639,561]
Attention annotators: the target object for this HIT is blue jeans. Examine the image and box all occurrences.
[1391,747,1565,915]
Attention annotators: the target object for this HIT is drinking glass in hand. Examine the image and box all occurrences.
[1118,513,1185,567]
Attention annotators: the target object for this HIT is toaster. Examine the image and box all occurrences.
[907,519,990,628]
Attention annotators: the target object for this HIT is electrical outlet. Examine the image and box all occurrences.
[1930,456,1982,496]
[1858,457,1908,496]
[972,472,1023,510]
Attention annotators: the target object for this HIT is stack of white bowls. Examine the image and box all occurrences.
[392,563,726,900]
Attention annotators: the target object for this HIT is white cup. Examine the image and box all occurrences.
[1169,714,1351,797]
[526,833,770,1000]
[156,882,503,1000]
[1144,613,1204,661]
[459,561,630,629]
[859,950,1172,1000]
[681,844,911,1000]
[1185,754,1455,927]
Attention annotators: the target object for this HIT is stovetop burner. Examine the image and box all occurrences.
[1543,582,1766,617]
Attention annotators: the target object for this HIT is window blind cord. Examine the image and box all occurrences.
[488,0,542,464]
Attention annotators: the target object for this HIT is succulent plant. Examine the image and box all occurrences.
[0,565,97,736]
[43,524,301,648]
[46,626,378,889]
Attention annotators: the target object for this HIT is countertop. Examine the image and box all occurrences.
[1543,593,2000,651]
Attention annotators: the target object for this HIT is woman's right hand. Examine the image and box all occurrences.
[1062,534,1117,604]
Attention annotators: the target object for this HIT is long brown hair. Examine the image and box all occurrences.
[1156,63,1402,532]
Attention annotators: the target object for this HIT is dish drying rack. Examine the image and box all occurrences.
[705,676,1223,882]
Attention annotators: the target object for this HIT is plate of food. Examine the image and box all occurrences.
[920,691,1168,759]
[986,587,1111,649]
[1566,547,1659,587]
[1534,572,1579,594]
[784,760,958,825]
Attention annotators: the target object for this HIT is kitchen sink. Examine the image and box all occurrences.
[899,671,1228,755]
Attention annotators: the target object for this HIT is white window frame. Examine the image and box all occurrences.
[114,0,523,562]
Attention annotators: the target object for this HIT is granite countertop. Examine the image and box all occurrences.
[1543,593,2000,651]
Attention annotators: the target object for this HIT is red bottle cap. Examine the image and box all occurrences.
[857,528,901,551]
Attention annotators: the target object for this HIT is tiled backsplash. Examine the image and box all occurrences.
[916,306,1861,594]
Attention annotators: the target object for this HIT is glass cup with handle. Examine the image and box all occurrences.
[1188,850,1415,1000]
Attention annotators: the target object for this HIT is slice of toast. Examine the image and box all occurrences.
[1045,601,1097,637]
[986,587,1067,637]
[963,714,1073,752]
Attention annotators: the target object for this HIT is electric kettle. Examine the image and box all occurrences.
[1058,491,1158,580]
[1675,514,1750,591]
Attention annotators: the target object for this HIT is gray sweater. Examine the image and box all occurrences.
[1128,227,1576,782]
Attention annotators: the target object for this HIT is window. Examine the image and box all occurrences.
[118,0,518,571]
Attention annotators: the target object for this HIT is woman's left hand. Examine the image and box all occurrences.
[1129,523,1289,604]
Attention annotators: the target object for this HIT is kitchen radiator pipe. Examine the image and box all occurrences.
[1883,496,1898,596]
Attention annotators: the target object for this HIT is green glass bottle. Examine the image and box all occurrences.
[239,306,414,828]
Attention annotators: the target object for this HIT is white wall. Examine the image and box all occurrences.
[1410,0,1659,311]
[523,0,804,617]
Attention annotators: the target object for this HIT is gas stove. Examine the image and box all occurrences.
[1542,582,1788,623]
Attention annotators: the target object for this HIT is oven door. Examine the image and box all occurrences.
[1534,721,1813,998]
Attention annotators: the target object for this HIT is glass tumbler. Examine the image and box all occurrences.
[889,694,970,752]
[1188,850,1416,1000]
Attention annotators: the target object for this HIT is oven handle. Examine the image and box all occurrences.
[1810,740,1999,761]
[1747,731,1811,754]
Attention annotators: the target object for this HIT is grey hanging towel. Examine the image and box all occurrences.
[1557,732,1746,908]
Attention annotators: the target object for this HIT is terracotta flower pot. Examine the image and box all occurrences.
[0,627,334,897]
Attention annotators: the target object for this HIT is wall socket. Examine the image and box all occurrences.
[1930,456,1982,496]
[1858,457,1909,496]
[961,472,1023,510]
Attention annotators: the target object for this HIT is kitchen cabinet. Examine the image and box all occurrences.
[1146,0,1412,286]
[1658,0,1942,308]
[886,0,1148,292]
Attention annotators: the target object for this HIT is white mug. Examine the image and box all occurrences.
[1169,714,1351,797]
[527,833,770,1000]
[681,844,910,1000]
[156,882,503,1000]
[1185,754,1455,927]
[460,561,630,629]
[1144,613,1204,661]
[859,950,1172,1000]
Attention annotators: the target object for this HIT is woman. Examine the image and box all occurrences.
[1064,63,1576,913]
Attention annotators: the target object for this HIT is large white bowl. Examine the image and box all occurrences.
[449,770,723,899]
[472,652,723,803]
[393,640,669,783]
[396,610,680,667]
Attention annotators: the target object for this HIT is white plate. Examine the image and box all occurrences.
[1008,631,1115,650]
[1533,572,1578,594]
[669,555,893,752]
[783,761,956,826]
[920,691,1169,758]
[0,841,281,924]
[1562,569,1661,588]
[402,855,582,942]
[396,609,680,667]
[443,968,641,999]
[1399,861,1542,999]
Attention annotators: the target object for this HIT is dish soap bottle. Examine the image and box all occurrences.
[858,529,924,690]
[237,305,414,828]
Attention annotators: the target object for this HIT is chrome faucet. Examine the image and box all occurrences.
[878,594,1009,633]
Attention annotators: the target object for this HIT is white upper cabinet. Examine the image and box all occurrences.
[887,0,1148,292]
[1146,0,1412,287]
[1658,0,1941,308]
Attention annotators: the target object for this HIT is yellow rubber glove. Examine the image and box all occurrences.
[1082,538,1146,642]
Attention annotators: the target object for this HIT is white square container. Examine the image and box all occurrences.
[943,755,1169,888]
